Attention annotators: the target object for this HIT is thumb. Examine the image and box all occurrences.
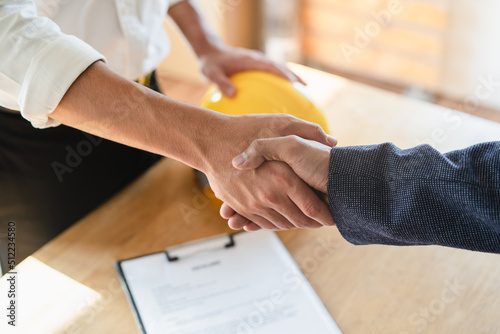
[208,68,236,97]
[232,137,286,170]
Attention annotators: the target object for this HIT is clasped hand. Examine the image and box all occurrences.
[220,136,334,231]
[196,45,335,232]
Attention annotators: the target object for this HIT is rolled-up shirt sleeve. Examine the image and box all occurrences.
[0,0,105,128]
[327,142,500,254]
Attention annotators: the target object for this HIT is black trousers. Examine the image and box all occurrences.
[0,73,162,274]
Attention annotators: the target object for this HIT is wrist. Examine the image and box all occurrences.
[195,39,226,59]
[191,112,232,174]
[196,115,262,178]
[155,101,232,174]
[318,149,331,194]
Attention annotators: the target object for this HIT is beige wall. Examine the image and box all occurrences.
[159,1,500,110]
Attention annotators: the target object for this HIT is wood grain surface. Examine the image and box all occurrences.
[3,64,499,334]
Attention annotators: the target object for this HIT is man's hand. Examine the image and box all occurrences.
[205,116,336,231]
[167,0,304,97]
[233,136,332,193]
[198,45,305,97]
[220,135,334,231]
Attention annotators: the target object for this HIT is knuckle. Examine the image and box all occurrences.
[252,138,266,151]
[287,135,302,149]
[279,171,295,188]
[260,192,278,206]
[201,66,214,77]
[311,123,323,137]
[278,176,293,190]
[247,199,261,212]
[269,167,288,186]
[301,199,322,218]
[272,114,292,131]
[292,216,313,229]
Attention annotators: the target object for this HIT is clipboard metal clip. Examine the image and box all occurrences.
[164,233,237,262]
[165,252,179,262]
[224,234,235,248]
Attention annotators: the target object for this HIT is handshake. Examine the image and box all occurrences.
[202,113,337,232]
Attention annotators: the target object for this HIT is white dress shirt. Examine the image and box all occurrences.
[0,0,184,128]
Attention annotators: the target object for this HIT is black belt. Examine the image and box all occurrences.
[0,105,20,114]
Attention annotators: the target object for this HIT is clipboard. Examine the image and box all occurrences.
[115,233,239,334]
[116,231,342,334]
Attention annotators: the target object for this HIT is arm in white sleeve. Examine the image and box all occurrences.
[0,0,105,128]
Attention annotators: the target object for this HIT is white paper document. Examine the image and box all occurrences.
[116,231,342,334]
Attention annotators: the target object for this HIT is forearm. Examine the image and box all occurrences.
[168,0,224,57]
[327,142,500,253]
[49,61,225,172]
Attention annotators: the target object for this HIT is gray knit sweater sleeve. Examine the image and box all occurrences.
[327,142,500,254]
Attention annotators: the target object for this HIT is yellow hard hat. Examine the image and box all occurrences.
[200,70,329,133]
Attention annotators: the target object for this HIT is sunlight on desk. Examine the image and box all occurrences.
[0,257,99,334]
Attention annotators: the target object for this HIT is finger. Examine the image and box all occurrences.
[275,64,307,86]
[260,208,297,230]
[228,213,252,230]
[220,202,236,219]
[245,213,282,231]
[253,173,321,230]
[288,183,335,227]
[206,68,236,97]
[243,222,262,232]
[293,72,307,86]
[242,57,307,86]
[252,62,297,83]
[265,172,324,229]
[233,137,291,169]
[283,117,337,147]
[221,192,292,230]
[220,203,273,230]
[274,194,323,229]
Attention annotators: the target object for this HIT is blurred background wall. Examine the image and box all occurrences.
[158,0,500,113]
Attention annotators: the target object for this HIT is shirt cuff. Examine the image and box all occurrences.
[326,145,390,246]
[19,34,105,129]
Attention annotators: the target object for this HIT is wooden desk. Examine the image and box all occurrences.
[3,65,500,334]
